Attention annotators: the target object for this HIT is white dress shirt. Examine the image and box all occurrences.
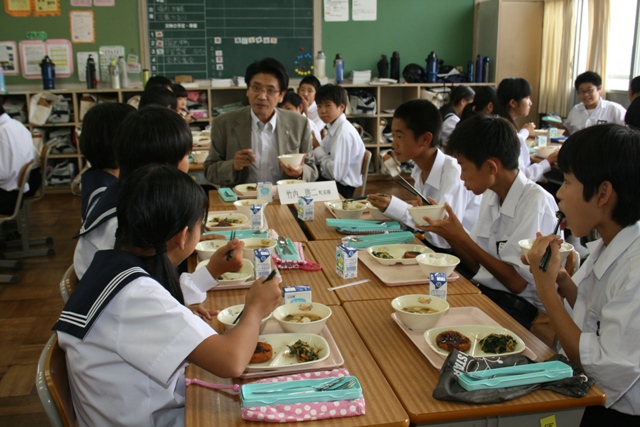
[565,221,640,415]
[440,113,459,145]
[517,128,551,182]
[564,99,626,135]
[307,101,324,129]
[0,113,37,192]
[248,110,280,184]
[384,149,481,249]
[472,171,559,310]
[313,114,364,188]
[58,276,216,427]
[308,117,322,147]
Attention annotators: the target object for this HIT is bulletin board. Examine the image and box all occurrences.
[0,1,140,85]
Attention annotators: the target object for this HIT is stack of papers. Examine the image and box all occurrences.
[351,70,372,85]
[211,78,233,87]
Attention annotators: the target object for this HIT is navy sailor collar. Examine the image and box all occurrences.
[75,182,121,238]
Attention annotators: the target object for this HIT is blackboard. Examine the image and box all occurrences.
[146,0,314,80]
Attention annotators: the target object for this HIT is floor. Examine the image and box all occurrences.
[0,176,413,425]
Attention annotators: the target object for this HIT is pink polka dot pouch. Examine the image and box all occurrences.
[240,368,365,422]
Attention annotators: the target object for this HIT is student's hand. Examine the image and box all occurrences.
[184,112,196,124]
[188,303,217,320]
[418,203,466,242]
[367,193,391,211]
[299,94,310,117]
[244,273,283,320]
[312,134,321,149]
[546,149,559,165]
[280,154,305,177]
[526,233,563,292]
[522,122,536,134]
[200,233,226,241]
[233,149,256,171]
[206,239,245,279]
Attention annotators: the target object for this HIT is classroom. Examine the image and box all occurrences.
[1,1,639,426]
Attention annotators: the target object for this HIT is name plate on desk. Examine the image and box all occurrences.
[277,181,340,204]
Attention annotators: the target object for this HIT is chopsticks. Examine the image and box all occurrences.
[328,279,370,291]
[232,269,277,324]
[392,175,432,206]
[539,211,565,272]
[225,231,236,261]
[380,151,431,205]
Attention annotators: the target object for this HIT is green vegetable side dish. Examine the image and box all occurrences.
[478,333,517,354]
[286,339,322,362]
[372,251,393,259]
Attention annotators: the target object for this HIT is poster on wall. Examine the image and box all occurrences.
[70,10,95,44]
[324,0,348,22]
[5,0,31,17]
[70,0,92,6]
[18,40,45,78]
[34,0,60,17]
[46,39,73,77]
[353,0,376,21]
[93,0,115,6]
[98,45,124,82]
[0,41,19,75]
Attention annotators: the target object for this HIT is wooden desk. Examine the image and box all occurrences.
[185,305,410,427]
[343,296,605,426]
[306,240,480,302]
[298,201,349,240]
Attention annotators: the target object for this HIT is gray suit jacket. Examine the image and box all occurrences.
[204,106,318,186]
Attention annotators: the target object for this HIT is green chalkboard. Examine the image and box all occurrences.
[145,0,314,80]
[0,2,140,86]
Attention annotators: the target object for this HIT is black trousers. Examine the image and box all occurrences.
[0,168,42,215]
[580,405,639,427]
[475,283,539,330]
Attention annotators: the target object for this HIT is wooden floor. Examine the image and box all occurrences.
[0,176,413,425]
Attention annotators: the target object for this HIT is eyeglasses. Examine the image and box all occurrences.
[249,85,281,97]
[577,87,597,96]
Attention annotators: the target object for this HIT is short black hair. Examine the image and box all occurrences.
[625,97,640,129]
[80,103,135,170]
[114,106,193,180]
[171,83,188,98]
[471,86,497,113]
[558,124,640,227]
[574,71,602,90]
[315,84,348,108]
[394,99,443,147]
[447,114,520,170]
[630,76,640,96]
[496,77,531,124]
[145,75,173,91]
[139,87,178,110]
[279,90,303,109]
[245,58,288,93]
[299,75,321,91]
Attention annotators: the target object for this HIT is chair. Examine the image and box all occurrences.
[354,149,372,197]
[36,334,77,427]
[59,264,79,303]
[3,145,55,259]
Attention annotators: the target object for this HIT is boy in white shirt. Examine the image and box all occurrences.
[367,99,480,251]
[278,91,322,148]
[563,71,626,135]
[526,124,640,425]
[298,75,324,129]
[422,114,559,331]
[313,84,365,198]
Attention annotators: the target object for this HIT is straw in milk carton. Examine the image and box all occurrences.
[429,272,447,300]
[257,182,273,202]
[336,244,358,279]
[297,196,314,221]
[254,248,271,279]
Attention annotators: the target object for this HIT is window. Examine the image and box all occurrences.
[606,0,638,90]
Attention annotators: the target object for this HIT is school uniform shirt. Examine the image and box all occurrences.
[308,117,322,147]
[313,114,364,188]
[564,99,626,135]
[565,221,640,415]
[472,171,559,311]
[307,101,324,129]
[440,112,459,144]
[0,112,37,192]
[384,149,481,249]
[517,128,551,183]
[56,251,216,426]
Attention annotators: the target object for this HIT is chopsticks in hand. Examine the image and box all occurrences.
[225,231,236,261]
[539,211,565,272]
[232,269,277,324]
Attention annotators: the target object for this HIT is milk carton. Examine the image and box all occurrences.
[429,272,448,300]
[254,248,271,278]
[297,196,314,221]
[548,127,559,138]
[535,135,547,147]
[336,244,358,279]
[257,182,273,202]
[282,285,312,304]
[249,203,264,229]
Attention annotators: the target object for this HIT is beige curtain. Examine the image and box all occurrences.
[587,0,610,93]
[539,0,576,116]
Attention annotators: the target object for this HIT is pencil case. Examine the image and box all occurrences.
[457,361,573,391]
[241,376,362,407]
[218,187,238,202]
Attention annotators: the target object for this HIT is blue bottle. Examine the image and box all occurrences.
[334,54,344,84]
[475,55,483,84]
[467,60,474,83]
[482,56,490,83]
[40,55,55,90]
[426,51,438,83]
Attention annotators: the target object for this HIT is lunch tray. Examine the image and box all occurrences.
[358,250,459,286]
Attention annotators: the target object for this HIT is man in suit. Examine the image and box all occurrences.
[204,58,318,187]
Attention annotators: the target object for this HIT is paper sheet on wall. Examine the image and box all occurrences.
[77,51,100,81]
[34,0,61,17]
[70,0,92,6]
[70,10,95,44]
[0,41,19,75]
[5,0,31,17]
[324,0,348,22]
[46,39,73,77]
[19,40,46,79]
[353,0,376,21]
[93,0,115,5]
[98,45,124,82]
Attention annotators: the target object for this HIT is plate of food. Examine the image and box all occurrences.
[206,212,249,231]
[367,244,434,265]
[234,183,258,198]
[424,325,526,359]
[195,258,254,285]
[245,333,331,372]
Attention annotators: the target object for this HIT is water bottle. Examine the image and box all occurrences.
[467,60,474,83]
[334,54,344,84]
[475,55,483,84]
[0,66,6,94]
[109,59,120,89]
[142,69,150,87]
[482,56,490,83]
[86,54,97,89]
[40,56,55,90]
[315,51,326,79]
[390,51,400,81]
[377,55,389,78]
[426,51,438,83]
[117,56,129,88]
